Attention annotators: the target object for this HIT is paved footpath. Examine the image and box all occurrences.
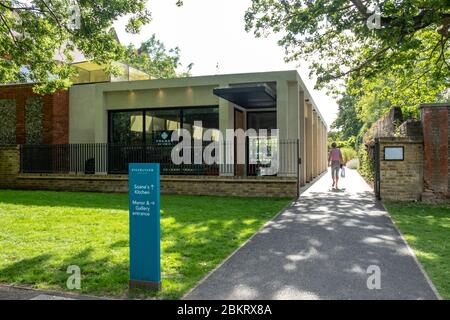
[185,169,440,300]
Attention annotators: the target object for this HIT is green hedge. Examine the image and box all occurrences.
[340,147,357,163]
[357,146,374,182]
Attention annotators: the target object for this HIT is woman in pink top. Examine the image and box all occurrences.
[328,142,344,189]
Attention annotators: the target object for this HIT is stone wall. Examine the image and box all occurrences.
[398,119,423,138]
[0,146,20,189]
[4,174,297,198]
[378,138,423,201]
[0,146,297,198]
[365,107,403,141]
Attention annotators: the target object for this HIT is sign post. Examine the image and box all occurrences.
[128,163,161,291]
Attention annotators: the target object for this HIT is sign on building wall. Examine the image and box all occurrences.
[128,163,161,290]
[384,146,404,161]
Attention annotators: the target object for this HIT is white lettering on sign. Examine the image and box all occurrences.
[133,184,153,195]
[131,184,156,216]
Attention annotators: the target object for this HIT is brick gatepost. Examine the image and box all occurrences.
[421,103,450,200]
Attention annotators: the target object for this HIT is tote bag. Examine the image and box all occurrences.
[341,166,345,178]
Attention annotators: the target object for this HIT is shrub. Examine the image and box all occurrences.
[346,158,359,169]
[357,146,374,182]
[340,147,357,163]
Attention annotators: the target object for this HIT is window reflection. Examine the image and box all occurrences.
[110,111,144,144]
[109,107,219,144]
[183,107,220,141]
[145,109,181,144]
[247,111,276,136]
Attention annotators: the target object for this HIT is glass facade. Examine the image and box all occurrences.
[247,111,276,135]
[183,107,220,141]
[145,109,181,144]
[110,111,144,144]
[246,111,277,176]
[109,107,219,144]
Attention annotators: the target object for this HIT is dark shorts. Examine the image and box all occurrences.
[331,160,340,178]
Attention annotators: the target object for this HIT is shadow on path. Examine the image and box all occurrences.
[185,169,438,300]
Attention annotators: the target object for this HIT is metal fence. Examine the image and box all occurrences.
[20,139,299,177]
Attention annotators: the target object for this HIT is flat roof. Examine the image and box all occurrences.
[90,70,327,127]
[213,84,276,109]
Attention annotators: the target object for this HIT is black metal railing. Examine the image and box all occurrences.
[20,139,299,177]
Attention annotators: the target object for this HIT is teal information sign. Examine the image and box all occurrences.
[128,163,161,290]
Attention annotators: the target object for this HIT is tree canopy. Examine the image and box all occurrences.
[0,1,186,93]
[245,1,449,147]
[245,0,449,90]
[125,34,193,79]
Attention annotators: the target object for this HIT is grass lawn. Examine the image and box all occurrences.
[0,190,291,299]
[385,202,450,300]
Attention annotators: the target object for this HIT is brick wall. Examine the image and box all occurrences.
[421,104,450,201]
[0,84,69,144]
[6,175,297,198]
[378,138,423,201]
[0,146,19,188]
[0,147,297,199]
[0,144,297,198]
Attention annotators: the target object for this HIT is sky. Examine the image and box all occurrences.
[114,0,338,126]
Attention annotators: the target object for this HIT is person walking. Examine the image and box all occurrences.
[328,142,344,189]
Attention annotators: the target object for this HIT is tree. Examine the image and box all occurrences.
[124,34,193,79]
[0,0,153,93]
[332,93,363,140]
[245,0,450,90]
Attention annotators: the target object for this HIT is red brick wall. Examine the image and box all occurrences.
[0,84,69,144]
[422,105,449,198]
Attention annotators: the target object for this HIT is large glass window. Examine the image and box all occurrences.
[246,111,277,176]
[109,107,219,144]
[183,107,219,141]
[247,111,276,135]
[110,111,144,144]
[145,109,181,144]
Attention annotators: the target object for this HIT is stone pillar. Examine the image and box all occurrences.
[298,91,306,186]
[312,111,318,178]
[0,146,19,189]
[323,122,327,172]
[94,88,107,143]
[318,120,322,173]
[324,122,328,171]
[219,97,234,176]
[305,103,313,182]
[285,81,299,177]
[276,81,289,140]
[276,81,289,176]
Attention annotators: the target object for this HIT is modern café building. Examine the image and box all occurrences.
[0,70,328,197]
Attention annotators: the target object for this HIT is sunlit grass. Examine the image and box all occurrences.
[0,190,291,299]
[385,202,450,299]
